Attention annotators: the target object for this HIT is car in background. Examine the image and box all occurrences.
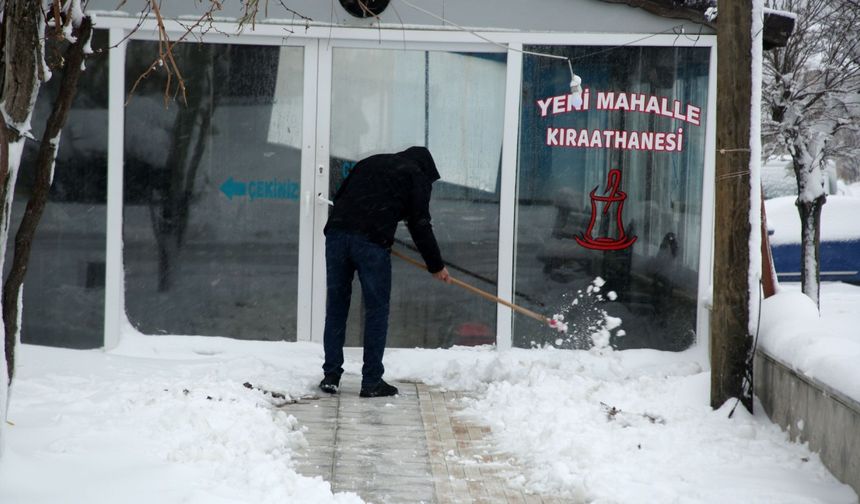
[766,195,860,284]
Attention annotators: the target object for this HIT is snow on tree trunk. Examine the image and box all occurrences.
[0,136,27,456]
[0,0,47,455]
[743,0,764,409]
[791,136,827,309]
[3,17,94,364]
[749,0,764,331]
[797,194,825,307]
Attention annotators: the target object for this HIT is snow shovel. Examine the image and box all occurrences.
[390,248,565,332]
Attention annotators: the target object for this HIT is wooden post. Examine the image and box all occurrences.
[711,0,754,412]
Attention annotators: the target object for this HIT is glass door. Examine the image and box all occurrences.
[312,44,507,348]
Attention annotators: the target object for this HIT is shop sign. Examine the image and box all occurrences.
[535,89,702,251]
[537,89,702,151]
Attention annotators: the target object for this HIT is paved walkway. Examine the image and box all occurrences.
[286,380,564,504]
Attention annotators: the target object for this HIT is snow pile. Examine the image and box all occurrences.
[0,341,363,504]
[386,347,857,503]
[759,282,860,403]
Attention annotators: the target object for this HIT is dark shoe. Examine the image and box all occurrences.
[319,373,341,394]
[359,379,398,398]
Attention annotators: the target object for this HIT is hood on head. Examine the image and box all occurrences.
[400,146,440,182]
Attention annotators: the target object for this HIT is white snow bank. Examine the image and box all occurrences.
[0,340,363,504]
[385,346,857,503]
[2,331,857,503]
[766,195,860,245]
[759,283,860,404]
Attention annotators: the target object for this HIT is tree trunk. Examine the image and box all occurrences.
[791,138,827,309]
[1,0,45,135]
[1,0,46,458]
[2,17,94,383]
[711,0,754,413]
[797,194,825,308]
[1,0,45,385]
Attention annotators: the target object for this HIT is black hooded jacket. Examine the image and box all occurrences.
[324,146,445,273]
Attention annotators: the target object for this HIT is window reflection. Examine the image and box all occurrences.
[6,30,109,349]
[123,42,303,340]
[515,45,710,351]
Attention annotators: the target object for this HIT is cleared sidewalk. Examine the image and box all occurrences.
[285,380,564,504]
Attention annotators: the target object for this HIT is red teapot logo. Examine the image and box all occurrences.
[575,169,637,251]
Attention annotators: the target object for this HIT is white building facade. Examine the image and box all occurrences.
[14,0,717,352]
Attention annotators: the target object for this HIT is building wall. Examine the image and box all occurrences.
[755,350,860,495]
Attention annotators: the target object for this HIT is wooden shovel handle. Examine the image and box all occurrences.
[390,249,551,325]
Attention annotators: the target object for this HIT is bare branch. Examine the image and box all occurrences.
[127,0,228,106]
[124,1,316,107]
[50,0,62,40]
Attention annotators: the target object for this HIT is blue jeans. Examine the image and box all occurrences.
[322,230,392,387]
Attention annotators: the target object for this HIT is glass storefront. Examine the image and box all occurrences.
[6,30,109,349]
[514,45,710,351]
[122,41,304,339]
[328,48,507,348]
[12,28,713,351]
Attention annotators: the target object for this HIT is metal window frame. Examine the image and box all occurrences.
[499,36,717,352]
[103,25,316,347]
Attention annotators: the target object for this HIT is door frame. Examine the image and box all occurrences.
[103,26,319,347]
[308,37,511,344]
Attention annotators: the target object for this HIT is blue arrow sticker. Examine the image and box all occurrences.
[220,177,247,200]
[220,177,300,201]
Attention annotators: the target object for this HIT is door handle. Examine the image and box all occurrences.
[302,190,311,217]
[317,193,334,206]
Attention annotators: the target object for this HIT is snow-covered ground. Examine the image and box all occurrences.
[762,179,860,400]
[1,284,859,503]
[388,345,856,503]
[0,339,364,504]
